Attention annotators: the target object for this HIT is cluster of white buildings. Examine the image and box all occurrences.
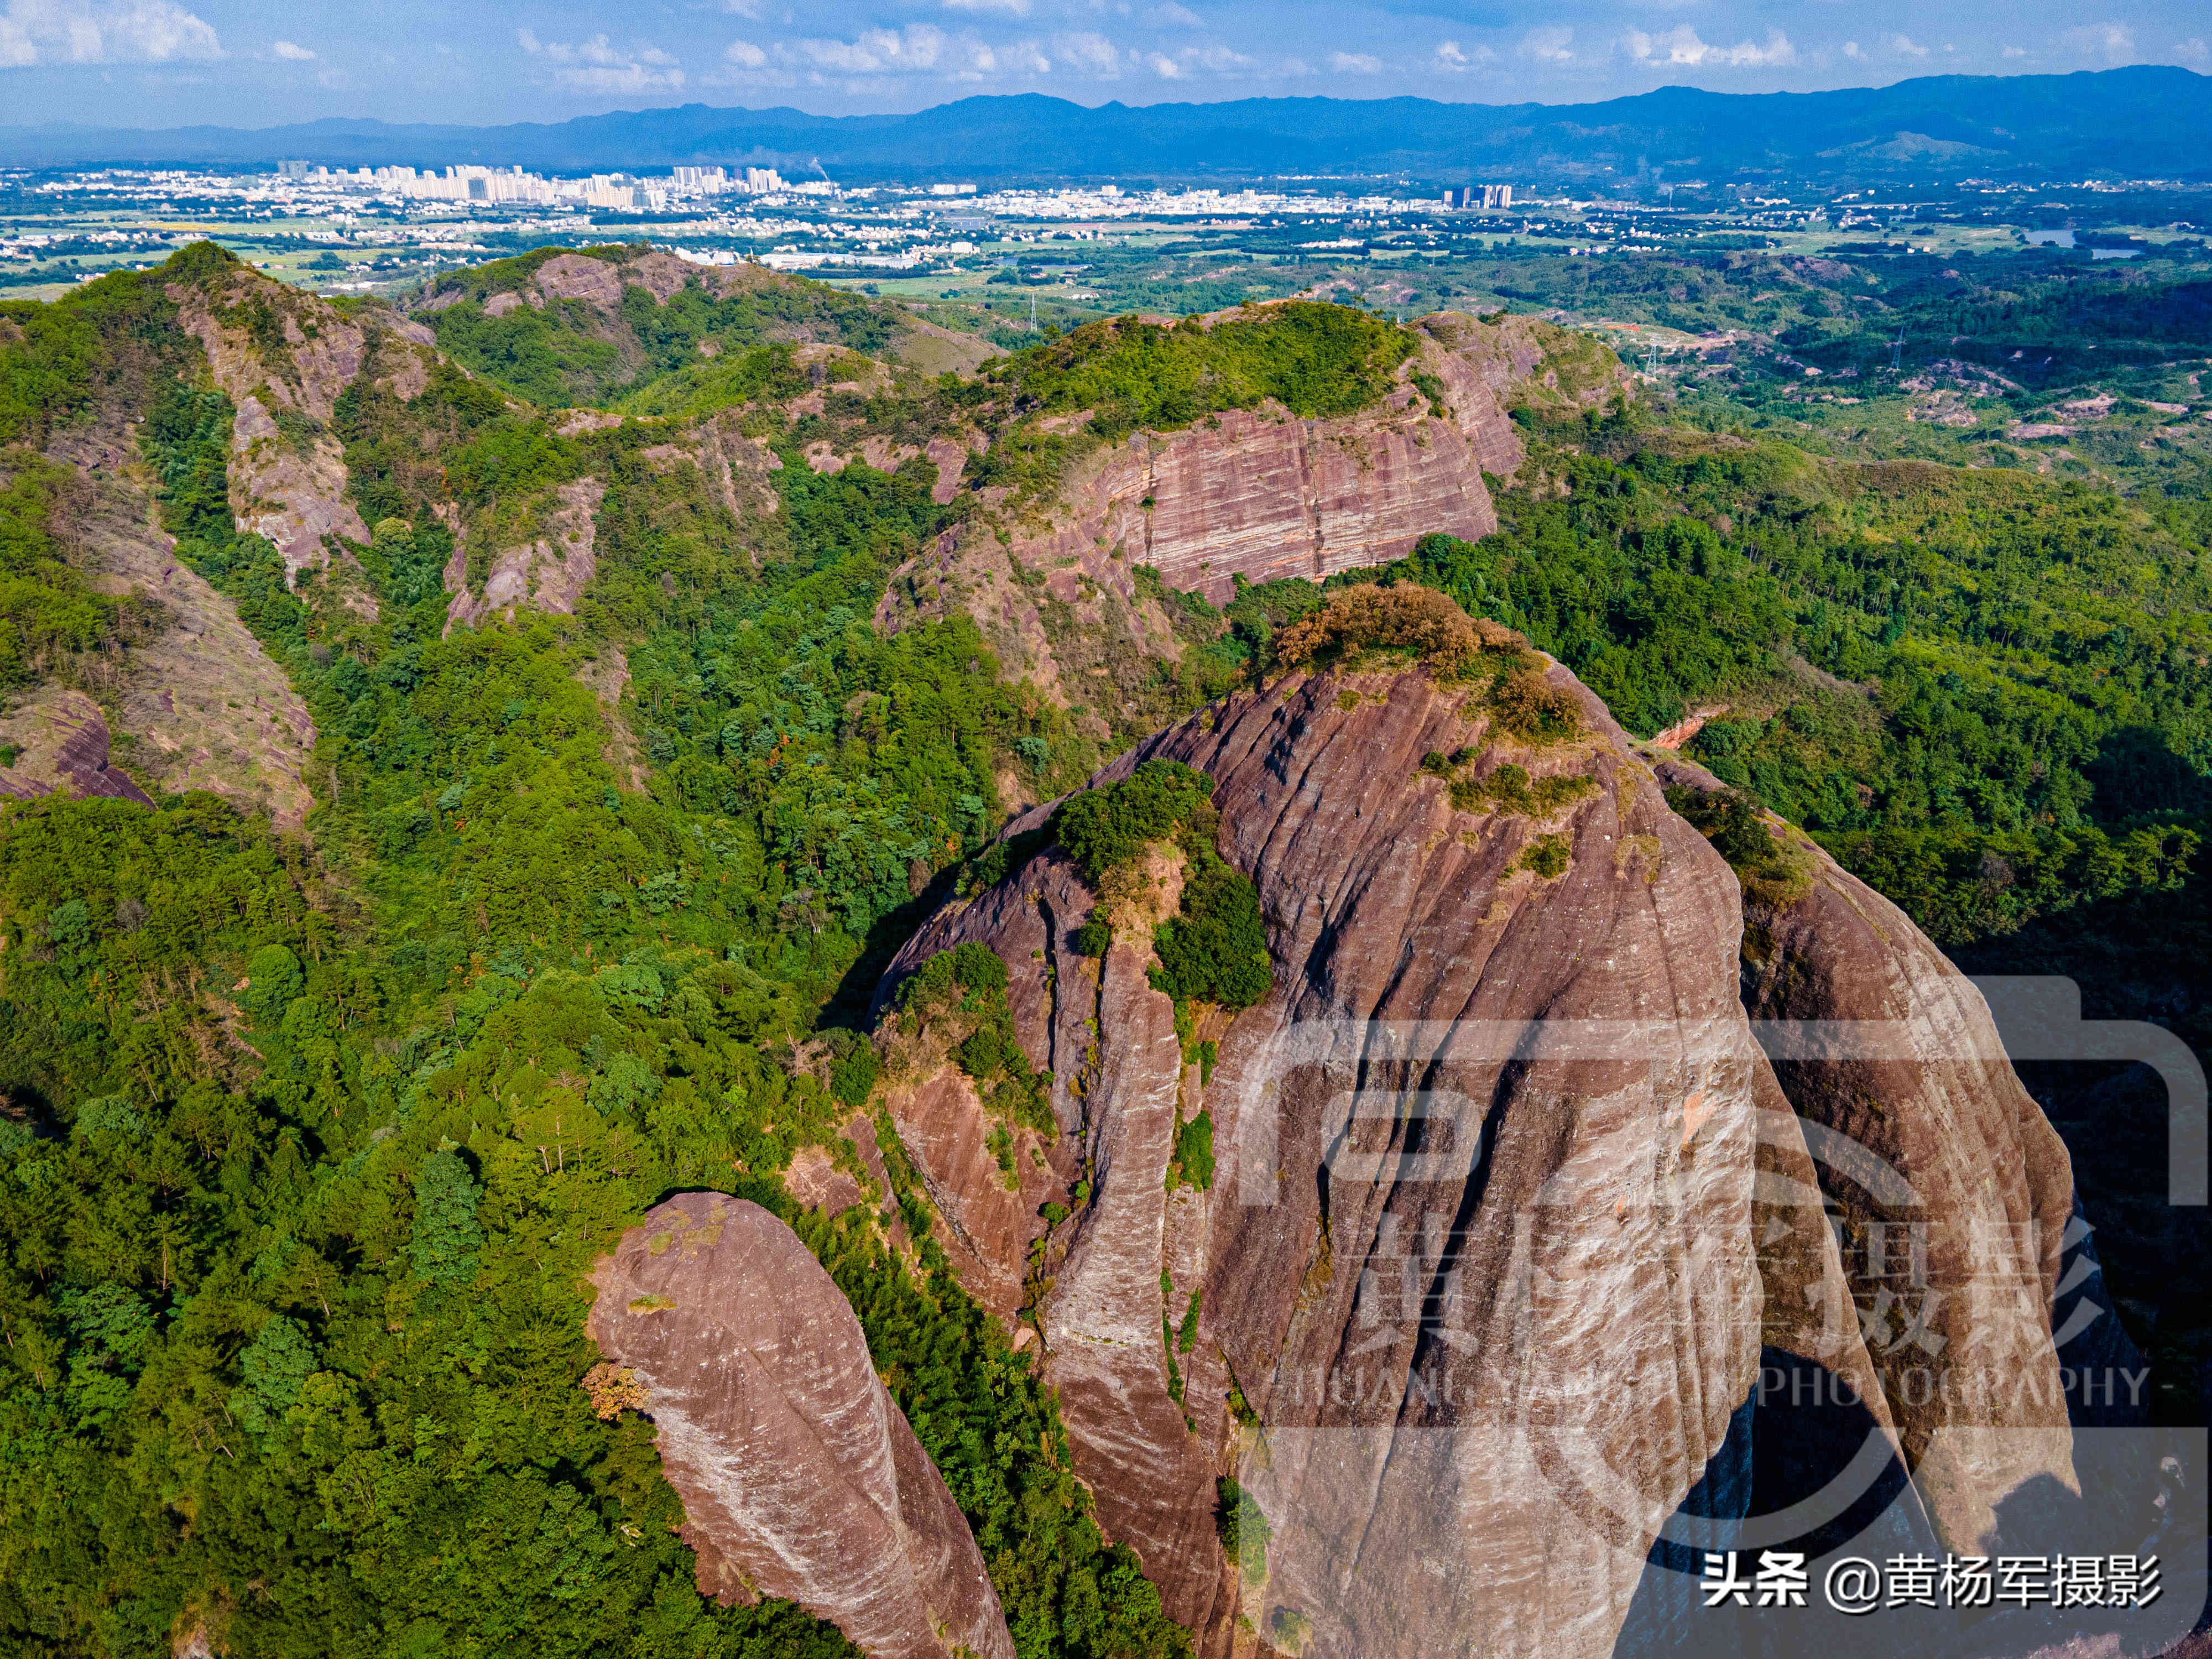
[283,161,801,211]
[1442,185,1515,210]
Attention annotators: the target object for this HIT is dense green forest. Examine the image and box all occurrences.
[1,241,2209,1657]
[1361,405,2210,942]
[0,251,1175,1658]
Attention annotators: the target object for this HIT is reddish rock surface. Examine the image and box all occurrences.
[587,1193,1014,1659]
[880,1067,1061,1321]
[169,275,373,580]
[1656,754,2081,1553]
[883,660,1766,1655]
[873,651,2104,1656]
[0,688,152,806]
[445,477,605,632]
[873,310,1625,705]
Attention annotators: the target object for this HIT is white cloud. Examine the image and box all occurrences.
[1146,41,1249,76]
[2062,22,2135,62]
[723,37,766,68]
[2002,43,2026,58]
[2178,37,2208,65]
[1329,49,1380,73]
[0,0,220,66]
[1432,38,1494,72]
[954,35,1046,76]
[1887,33,1929,58]
[1054,29,1120,75]
[943,0,1031,15]
[271,37,312,60]
[718,0,760,15]
[1144,2,1202,25]
[1623,25,1794,68]
[795,24,945,73]
[1518,25,1573,64]
[1842,39,1861,59]
[517,29,685,92]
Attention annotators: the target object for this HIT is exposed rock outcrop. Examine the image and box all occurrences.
[1653,753,2082,1554]
[865,643,2126,1657]
[444,476,604,633]
[50,424,317,826]
[169,273,373,580]
[587,1192,1015,1659]
[411,248,996,389]
[0,688,153,805]
[880,655,1767,1656]
[873,310,1628,708]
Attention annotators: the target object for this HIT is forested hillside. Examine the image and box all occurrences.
[0,243,2205,1657]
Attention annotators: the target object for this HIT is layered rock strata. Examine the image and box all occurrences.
[1652,754,2081,1554]
[867,650,2122,1658]
[873,310,1625,709]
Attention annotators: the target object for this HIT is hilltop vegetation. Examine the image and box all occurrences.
[988,302,1413,441]
[419,244,909,409]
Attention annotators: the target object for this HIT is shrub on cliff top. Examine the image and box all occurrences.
[1054,760,1217,884]
[899,941,1053,1132]
[1667,784,1815,907]
[1275,582,1525,677]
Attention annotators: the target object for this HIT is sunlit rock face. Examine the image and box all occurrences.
[587,1193,1016,1659]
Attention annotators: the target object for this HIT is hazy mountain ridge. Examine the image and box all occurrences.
[3,67,2209,181]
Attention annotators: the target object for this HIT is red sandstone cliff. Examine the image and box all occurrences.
[871,311,1625,711]
[879,653,1773,1656]
[867,644,2096,1657]
[1651,753,2081,1555]
[586,1192,1015,1659]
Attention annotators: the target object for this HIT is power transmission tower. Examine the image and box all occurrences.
[1888,329,1906,373]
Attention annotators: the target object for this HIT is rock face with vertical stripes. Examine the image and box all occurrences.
[873,649,2106,1659]
[586,1193,1015,1659]
[1652,753,2083,1556]
[880,656,1768,1657]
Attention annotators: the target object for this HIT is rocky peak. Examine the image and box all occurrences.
[878,622,1770,1653]
[859,594,2115,1657]
[873,311,1631,720]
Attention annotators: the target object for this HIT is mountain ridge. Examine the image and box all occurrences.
[3,66,2208,181]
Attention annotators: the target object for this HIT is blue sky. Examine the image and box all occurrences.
[1,0,2205,128]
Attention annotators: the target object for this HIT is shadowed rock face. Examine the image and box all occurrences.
[1653,755,2081,1556]
[882,661,1770,1657]
[586,1194,1014,1659]
[0,689,153,805]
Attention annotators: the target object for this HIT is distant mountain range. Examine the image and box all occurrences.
[3,66,2208,184]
